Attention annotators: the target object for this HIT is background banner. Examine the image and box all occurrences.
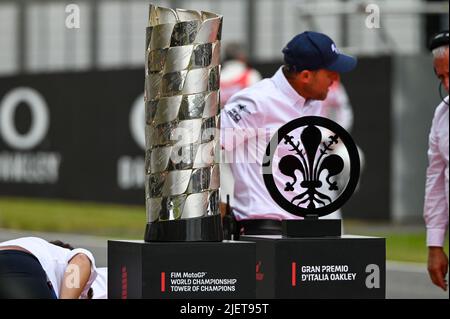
[0,57,391,219]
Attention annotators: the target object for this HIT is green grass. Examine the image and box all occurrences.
[383,233,436,263]
[345,223,449,264]
[0,196,448,263]
[0,197,145,239]
[368,233,447,264]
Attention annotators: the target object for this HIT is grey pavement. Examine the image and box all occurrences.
[386,261,448,299]
[0,228,448,299]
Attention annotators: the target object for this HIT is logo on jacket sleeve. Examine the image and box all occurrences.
[226,104,251,123]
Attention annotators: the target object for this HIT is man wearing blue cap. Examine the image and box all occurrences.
[281,31,357,100]
[220,31,357,236]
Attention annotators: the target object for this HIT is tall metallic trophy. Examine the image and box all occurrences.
[108,5,255,299]
[144,5,223,241]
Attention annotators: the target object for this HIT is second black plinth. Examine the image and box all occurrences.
[241,234,385,299]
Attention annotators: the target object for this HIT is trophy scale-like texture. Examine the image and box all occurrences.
[144,5,223,241]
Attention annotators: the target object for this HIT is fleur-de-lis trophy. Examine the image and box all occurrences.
[144,5,223,241]
[244,116,385,299]
[263,116,360,237]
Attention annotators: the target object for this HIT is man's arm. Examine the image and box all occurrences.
[59,253,92,299]
[220,97,258,152]
[424,108,449,291]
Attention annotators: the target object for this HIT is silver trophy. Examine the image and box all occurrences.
[144,5,223,241]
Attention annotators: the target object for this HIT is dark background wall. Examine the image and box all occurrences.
[391,54,444,223]
[0,56,392,220]
[0,70,146,204]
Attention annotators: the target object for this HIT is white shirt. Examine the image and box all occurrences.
[91,267,108,299]
[0,237,98,298]
[220,60,262,106]
[221,60,262,84]
[221,67,323,221]
[424,97,449,247]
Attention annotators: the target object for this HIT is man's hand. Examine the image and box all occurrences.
[427,246,448,291]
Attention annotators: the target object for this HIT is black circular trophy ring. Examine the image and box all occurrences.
[262,116,360,230]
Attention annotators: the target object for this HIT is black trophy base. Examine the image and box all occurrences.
[108,240,256,299]
[241,234,385,299]
[145,214,223,242]
[282,219,341,237]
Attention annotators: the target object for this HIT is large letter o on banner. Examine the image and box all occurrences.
[0,87,50,150]
[130,93,145,151]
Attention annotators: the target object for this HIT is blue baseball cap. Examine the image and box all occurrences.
[282,31,357,73]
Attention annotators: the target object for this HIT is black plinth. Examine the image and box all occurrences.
[108,240,256,299]
[241,234,385,299]
[282,219,341,237]
[145,215,223,242]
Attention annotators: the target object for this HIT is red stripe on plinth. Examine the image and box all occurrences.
[292,262,296,287]
[161,272,166,292]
